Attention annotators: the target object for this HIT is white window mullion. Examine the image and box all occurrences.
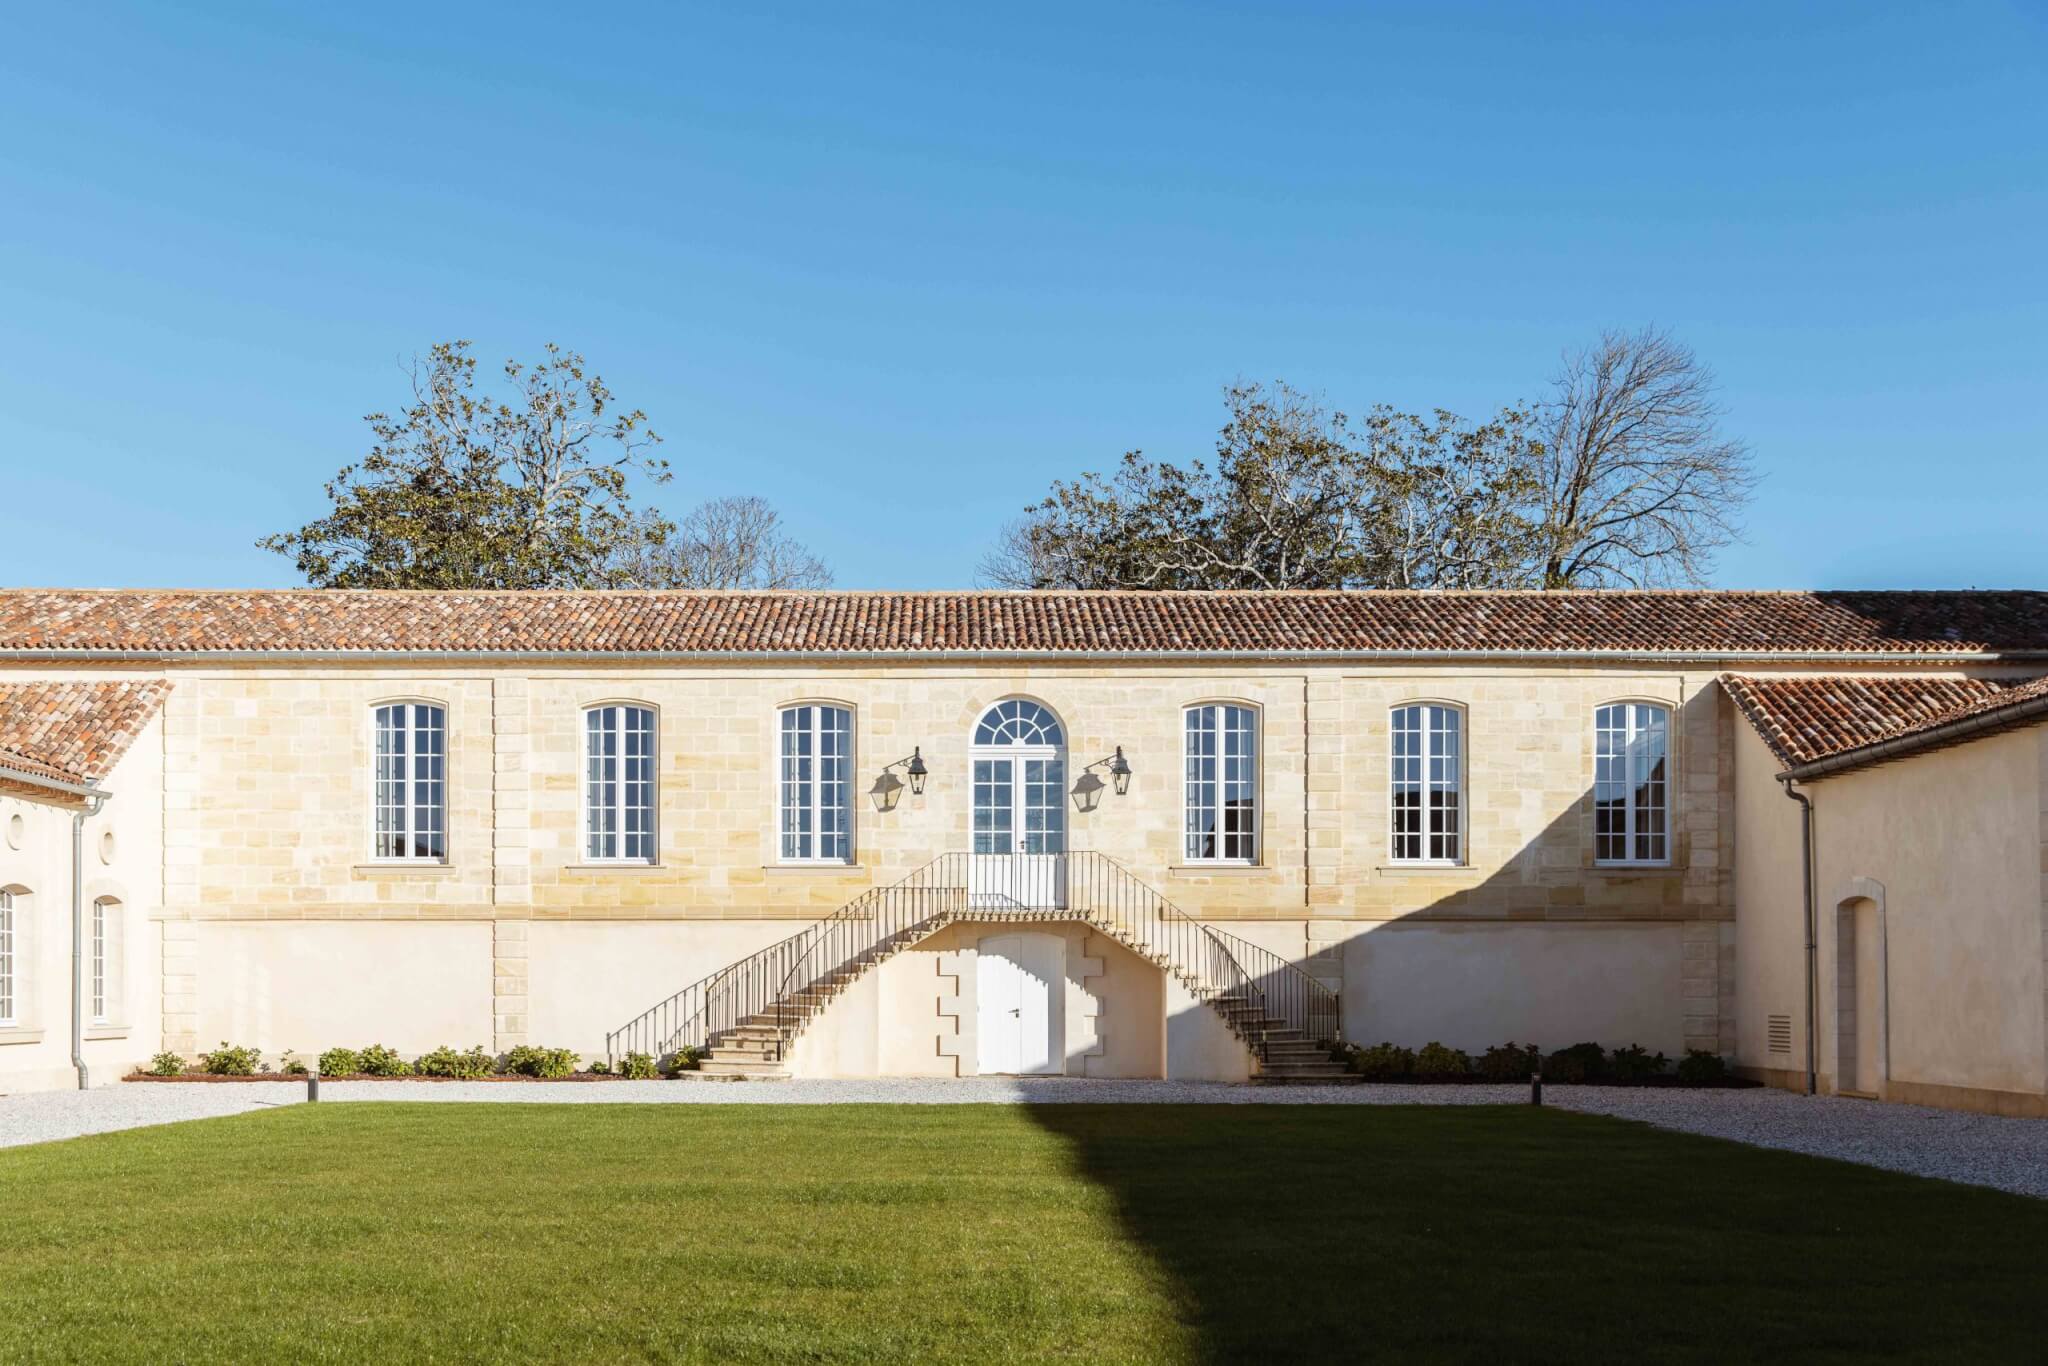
[0,889,14,1026]
[780,705,851,864]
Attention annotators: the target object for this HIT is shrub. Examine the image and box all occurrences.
[356,1044,413,1077]
[1345,1041,1415,1081]
[503,1044,578,1079]
[1477,1041,1540,1082]
[317,1047,362,1077]
[586,1059,612,1075]
[146,1051,185,1077]
[1414,1042,1472,1079]
[1544,1042,1609,1084]
[620,1051,658,1080]
[415,1045,496,1079]
[1677,1049,1729,1085]
[1607,1044,1668,1084]
[199,1042,262,1076]
[664,1045,706,1077]
[279,1051,309,1077]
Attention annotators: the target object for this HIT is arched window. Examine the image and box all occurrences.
[780,704,853,863]
[973,699,1064,748]
[1595,702,1670,865]
[0,888,15,1026]
[1391,703,1463,864]
[372,701,446,861]
[585,704,658,863]
[1185,703,1258,863]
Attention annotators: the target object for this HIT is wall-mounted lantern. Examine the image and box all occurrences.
[1108,746,1132,796]
[906,747,929,796]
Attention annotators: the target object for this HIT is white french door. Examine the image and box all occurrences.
[976,933,1064,1074]
[971,750,1067,908]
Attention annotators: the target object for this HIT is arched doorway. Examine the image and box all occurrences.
[970,699,1067,908]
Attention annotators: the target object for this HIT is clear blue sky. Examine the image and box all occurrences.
[2,3,2042,591]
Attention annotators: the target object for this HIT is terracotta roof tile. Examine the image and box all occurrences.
[0,679,171,785]
[1,589,2046,657]
[1723,673,2048,771]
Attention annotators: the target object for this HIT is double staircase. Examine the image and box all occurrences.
[606,852,1350,1084]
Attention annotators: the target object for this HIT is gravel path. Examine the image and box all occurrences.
[6,1079,2047,1200]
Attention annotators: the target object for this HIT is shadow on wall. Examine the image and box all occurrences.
[1321,686,1725,1059]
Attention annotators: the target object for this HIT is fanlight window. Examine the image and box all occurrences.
[1595,702,1671,865]
[973,700,1064,747]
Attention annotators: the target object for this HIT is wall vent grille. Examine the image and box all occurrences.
[1767,1014,1793,1055]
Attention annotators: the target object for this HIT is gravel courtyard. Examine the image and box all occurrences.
[6,1078,2047,1199]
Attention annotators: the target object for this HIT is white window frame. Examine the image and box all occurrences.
[370,700,448,863]
[1594,701,1673,867]
[778,703,855,864]
[0,888,15,1026]
[1183,702,1259,864]
[90,897,108,1025]
[583,703,659,864]
[1390,702,1465,866]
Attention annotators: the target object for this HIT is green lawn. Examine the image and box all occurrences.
[2,1103,2044,1363]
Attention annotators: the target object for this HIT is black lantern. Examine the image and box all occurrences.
[906,747,928,796]
[1108,746,1132,796]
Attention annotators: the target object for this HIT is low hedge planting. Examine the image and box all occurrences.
[1338,1038,1742,1087]
[146,1051,186,1077]
[414,1045,496,1079]
[502,1044,579,1079]
[620,1051,659,1080]
[199,1042,263,1076]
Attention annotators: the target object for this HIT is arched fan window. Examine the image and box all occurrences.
[972,700,1064,747]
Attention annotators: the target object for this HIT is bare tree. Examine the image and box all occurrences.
[613,496,832,590]
[1530,327,1757,587]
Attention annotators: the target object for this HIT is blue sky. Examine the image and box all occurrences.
[2,3,2043,590]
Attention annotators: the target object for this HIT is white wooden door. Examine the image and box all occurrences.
[976,933,1063,1075]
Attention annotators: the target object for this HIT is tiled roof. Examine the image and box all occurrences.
[0,679,171,786]
[1723,673,2048,772]
[1,589,2047,658]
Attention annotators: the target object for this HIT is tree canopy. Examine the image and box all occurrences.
[263,342,829,591]
[984,327,1754,591]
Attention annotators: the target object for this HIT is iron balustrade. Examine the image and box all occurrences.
[605,850,1340,1069]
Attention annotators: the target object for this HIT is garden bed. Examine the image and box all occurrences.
[1345,1073,1761,1089]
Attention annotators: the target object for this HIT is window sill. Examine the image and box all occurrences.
[352,862,459,879]
[762,864,862,875]
[85,1024,130,1041]
[561,863,670,875]
[0,1028,46,1046]
[1168,864,1269,877]
[1375,864,1479,877]
[1588,863,1676,875]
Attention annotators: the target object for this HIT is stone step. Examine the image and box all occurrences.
[1251,1073,1365,1087]
[697,1058,790,1078]
[1259,1063,1351,1078]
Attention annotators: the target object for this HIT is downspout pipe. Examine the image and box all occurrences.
[71,788,111,1090]
[1778,777,1817,1096]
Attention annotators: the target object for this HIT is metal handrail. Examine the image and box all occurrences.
[606,849,1341,1069]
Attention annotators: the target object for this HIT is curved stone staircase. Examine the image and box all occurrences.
[608,852,1350,1084]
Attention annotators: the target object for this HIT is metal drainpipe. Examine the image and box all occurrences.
[1778,777,1817,1096]
[72,790,109,1090]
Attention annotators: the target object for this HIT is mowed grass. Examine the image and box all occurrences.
[2,1104,2046,1363]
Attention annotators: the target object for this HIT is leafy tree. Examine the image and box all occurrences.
[985,328,1754,591]
[982,384,1541,590]
[260,341,671,588]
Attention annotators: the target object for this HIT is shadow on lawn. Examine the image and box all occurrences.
[1020,1102,2048,1364]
